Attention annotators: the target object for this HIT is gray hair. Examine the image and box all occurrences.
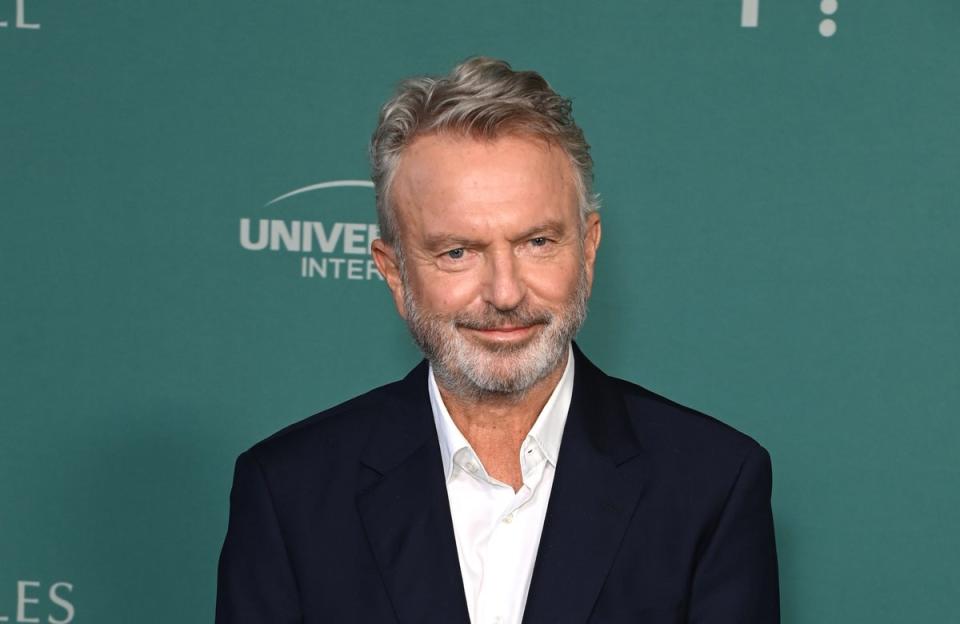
[369,57,599,245]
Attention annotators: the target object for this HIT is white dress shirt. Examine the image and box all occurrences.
[428,345,575,624]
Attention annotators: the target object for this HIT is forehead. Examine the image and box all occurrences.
[390,133,579,238]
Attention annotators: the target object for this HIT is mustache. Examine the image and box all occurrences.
[453,306,552,331]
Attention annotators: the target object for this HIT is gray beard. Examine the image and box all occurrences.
[401,264,589,401]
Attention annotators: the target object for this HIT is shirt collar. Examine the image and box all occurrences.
[428,344,576,482]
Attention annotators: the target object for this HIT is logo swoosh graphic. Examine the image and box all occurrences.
[265,180,374,207]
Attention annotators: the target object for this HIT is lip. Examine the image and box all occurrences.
[465,325,538,343]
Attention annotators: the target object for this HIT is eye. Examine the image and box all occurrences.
[446,248,465,259]
[530,237,548,247]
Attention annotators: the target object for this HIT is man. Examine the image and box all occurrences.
[217,58,779,623]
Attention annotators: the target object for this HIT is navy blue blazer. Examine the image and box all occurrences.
[216,345,779,623]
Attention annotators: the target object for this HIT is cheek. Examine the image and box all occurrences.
[525,258,582,303]
[414,271,481,313]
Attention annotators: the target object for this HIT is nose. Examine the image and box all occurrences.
[483,248,526,311]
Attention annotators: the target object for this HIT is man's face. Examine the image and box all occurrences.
[373,133,601,397]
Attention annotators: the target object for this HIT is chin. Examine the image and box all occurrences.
[453,340,563,396]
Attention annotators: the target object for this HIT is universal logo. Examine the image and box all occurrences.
[740,0,839,37]
[0,0,40,29]
[0,581,74,623]
[239,180,383,282]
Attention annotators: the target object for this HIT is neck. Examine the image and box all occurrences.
[435,349,569,490]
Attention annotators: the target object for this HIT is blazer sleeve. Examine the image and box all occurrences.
[216,451,303,623]
[688,444,781,623]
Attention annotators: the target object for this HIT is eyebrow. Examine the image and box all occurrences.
[421,233,480,252]
[420,220,570,252]
[511,220,569,243]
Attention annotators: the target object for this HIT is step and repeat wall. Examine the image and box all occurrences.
[2,1,958,622]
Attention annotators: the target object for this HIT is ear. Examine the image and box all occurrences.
[371,238,408,319]
[582,212,602,293]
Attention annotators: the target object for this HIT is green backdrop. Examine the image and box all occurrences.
[2,0,958,621]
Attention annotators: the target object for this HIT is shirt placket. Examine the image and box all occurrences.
[474,441,548,624]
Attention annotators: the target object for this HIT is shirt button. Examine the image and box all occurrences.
[465,462,478,473]
[502,513,515,524]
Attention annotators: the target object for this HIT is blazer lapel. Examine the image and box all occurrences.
[522,345,647,624]
[355,361,471,624]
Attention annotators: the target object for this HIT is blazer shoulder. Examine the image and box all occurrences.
[241,369,421,470]
[608,375,769,462]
